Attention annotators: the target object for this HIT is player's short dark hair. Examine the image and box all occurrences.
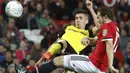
[73,9,88,17]
[97,7,114,21]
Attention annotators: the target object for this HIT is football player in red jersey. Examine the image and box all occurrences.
[14,0,119,73]
[85,0,120,73]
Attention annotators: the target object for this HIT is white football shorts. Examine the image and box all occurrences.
[64,54,105,73]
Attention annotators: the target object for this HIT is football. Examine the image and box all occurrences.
[5,0,23,18]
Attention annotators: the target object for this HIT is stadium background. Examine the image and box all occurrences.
[0,0,130,73]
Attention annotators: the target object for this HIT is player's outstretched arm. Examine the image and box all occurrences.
[86,0,101,29]
[106,40,119,73]
[81,37,98,46]
[89,36,98,45]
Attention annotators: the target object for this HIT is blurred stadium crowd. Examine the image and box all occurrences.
[0,0,130,73]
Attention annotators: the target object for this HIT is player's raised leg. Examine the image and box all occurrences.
[14,60,57,73]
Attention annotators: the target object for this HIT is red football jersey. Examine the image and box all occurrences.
[89,21,120,72]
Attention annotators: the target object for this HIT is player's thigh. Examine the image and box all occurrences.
[63,54,89,72]
[53,56,64,67]
[53,55,76,71]
[64,54,105,73]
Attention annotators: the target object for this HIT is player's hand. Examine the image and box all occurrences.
[109,66,119,73]
[81,38,90,46]
[86,0,93,10]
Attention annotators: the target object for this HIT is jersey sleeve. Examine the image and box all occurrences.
[100,24,113,41]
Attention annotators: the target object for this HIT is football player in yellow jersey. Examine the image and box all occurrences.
[14,9,96,73]
[37,9,91,73]
[35,9,91,62]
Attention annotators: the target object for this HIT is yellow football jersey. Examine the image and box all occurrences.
[61,25,89,54]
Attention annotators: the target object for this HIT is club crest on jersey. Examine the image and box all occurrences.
[103,29,107,36]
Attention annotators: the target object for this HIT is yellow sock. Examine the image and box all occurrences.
[48,43,62,55]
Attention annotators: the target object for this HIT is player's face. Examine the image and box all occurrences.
[75,13,88,29]
[97,12,103,24]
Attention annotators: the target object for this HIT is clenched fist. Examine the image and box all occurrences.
[86,0,93,10]
[81,38,90,46]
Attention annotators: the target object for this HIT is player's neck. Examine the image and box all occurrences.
[104,19,112,23]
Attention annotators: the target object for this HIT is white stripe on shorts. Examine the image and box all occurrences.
[64,54,105,73]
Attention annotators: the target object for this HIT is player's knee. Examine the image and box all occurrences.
[57,39,67,49]
[53,56,64,67]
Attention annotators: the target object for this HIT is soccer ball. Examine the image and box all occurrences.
[5,0,23,18]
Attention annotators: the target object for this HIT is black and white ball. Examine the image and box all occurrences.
[5,0,23,18]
